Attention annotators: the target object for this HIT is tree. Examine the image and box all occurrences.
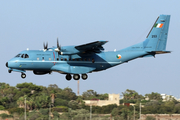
[50,90,56,106]
[28,98,34,110]
[0,105,5,110]
[0,113,13,119]
[17,97,24,108]
[52,111,60,119]
[145,92,162,101]
[54,98,68,106]
[82,90,99,100]
[120,107,131,119]
[68,100,79,110]
[143,101,161,114]
[122,89,143,103]
[56,87,77,101]
[111,108,119,116]
[173,103,180,113]
[64,109,89,120]
[34,94,50,109]
[0,83,10,97]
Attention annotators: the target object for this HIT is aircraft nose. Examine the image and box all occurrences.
[6,62,8,67]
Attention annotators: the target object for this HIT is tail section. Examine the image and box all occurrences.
[144,14,170,51]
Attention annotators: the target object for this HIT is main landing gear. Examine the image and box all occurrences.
[66,74,72,81]
[65,74,88,81]
[82,74,88,80]
[73,74,80,80]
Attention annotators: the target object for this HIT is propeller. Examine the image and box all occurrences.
[43,42,48,50]
[57,38,62,55]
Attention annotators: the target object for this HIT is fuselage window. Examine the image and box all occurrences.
[88,58,91,61]
[61,58,63,61]
[25,54,29,58]
[37,57,39,60]
[42,57,44,61]
[57,58,59,61]
[65,58,67,61]
[76,59,79,61]
[84,58,87,61]
[49,58,51,61]
[21,54,24,58]
[69,58,71,61]
[92,58,95,63]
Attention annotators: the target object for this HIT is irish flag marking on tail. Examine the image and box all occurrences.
[154,23,163,28]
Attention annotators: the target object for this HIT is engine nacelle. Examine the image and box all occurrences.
[33,70,51,75]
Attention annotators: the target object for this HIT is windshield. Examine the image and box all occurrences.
[15,53,29,58]
[15,54,21,57]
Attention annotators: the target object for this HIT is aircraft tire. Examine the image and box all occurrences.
[82,74,88,80]
[66,74,72,81]
[21,73,26,79]
[73,74,80,80]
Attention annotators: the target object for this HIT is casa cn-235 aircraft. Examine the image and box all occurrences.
[6,14,171,81]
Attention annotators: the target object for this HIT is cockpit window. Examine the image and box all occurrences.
[15,54,21,57]
[21,54,24,58]
[20,54,29,58]
[25,54,29,58]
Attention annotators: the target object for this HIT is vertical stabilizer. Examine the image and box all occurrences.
[144,15,170,51]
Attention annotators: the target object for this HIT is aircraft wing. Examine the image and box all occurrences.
[75,40,108,53]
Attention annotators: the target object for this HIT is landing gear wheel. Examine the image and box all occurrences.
[8,70,12,73]
[73,74,80,80]
[82,74,88,80]
[21,73,26,79]
[66,74,72,81]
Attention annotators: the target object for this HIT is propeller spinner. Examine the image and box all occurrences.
[55,38,62,55]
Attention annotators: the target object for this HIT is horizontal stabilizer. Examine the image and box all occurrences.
[147,51,171,54]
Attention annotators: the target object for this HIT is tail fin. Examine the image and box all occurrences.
[144,15,170,51]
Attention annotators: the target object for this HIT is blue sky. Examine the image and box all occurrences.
[1,1,180,98]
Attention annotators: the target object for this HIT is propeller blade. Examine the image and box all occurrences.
[57,38,61,49]
[46,42,48,49]
[43,42,48,50]
[57,38,61,55]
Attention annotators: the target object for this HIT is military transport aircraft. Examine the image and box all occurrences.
[6,14,171,81]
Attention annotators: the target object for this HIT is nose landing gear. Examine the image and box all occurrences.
[21,73,26,79]
[8,70,12,73]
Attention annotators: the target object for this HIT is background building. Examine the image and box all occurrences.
[84,94,120,107]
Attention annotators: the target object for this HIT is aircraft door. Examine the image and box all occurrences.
[95,53,107,70]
